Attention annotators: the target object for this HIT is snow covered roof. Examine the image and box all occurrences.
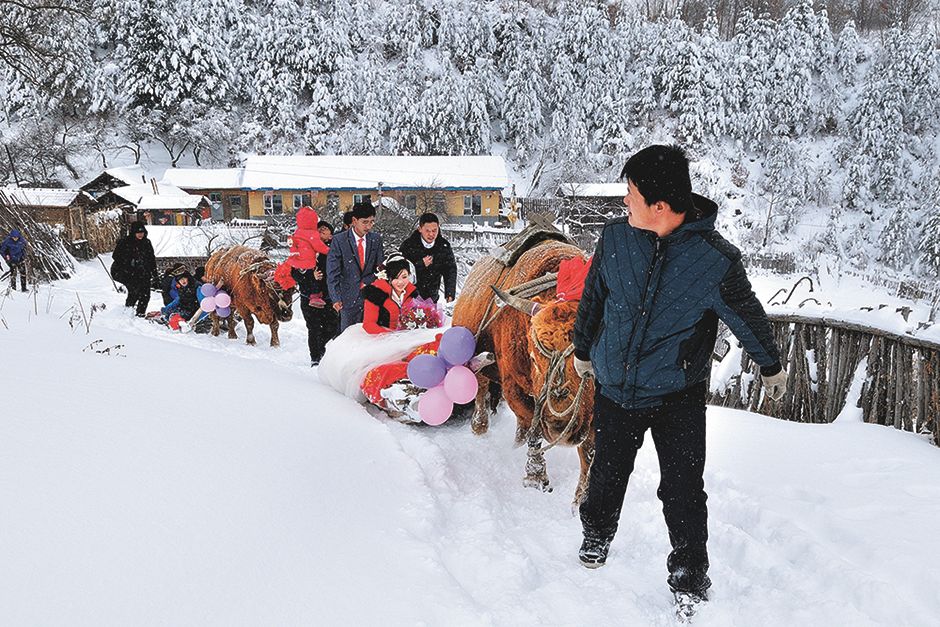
[146,225,265,258]
[0,186,91,208]
[136,195,209,211]
[111,182,206,210]
[161,168,244,190]
[104,165,148,186]
[558,183,630,198]
[241,155,509,191]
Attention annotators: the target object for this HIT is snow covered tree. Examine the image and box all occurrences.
[835,20,861,84]
[846,73,905,204]
[880,204,914,270]
[501,40,544,162]
[918,208,940,277]
[303,76,336,154]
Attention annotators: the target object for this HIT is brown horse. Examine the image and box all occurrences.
[453,238,595,506]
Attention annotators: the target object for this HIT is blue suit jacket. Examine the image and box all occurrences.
[326,229,384,307]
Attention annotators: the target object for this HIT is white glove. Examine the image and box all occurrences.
[573,356,594,379]
[762,369,788,401]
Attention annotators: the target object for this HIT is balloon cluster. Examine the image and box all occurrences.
[199,284,232,318]
[406,326,478,426]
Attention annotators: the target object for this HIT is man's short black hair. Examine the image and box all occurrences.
[418,212,439,226]
[620,145,694,214]
[351,201,375,219]
[342,211,353,227]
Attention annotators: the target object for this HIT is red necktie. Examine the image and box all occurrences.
[357,237,365,269]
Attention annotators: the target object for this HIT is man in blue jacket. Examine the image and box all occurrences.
[326,201,384,332]
[1,228,28,291]
[572,146,788,606]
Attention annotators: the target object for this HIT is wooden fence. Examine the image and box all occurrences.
[710,313,940,445]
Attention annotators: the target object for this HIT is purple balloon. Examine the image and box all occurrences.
[201,283,217,298]
[407,354,448,389]
[200,296,217,313]
[439,326,476,366]
[215,292,231,308]
[215,306,231,318]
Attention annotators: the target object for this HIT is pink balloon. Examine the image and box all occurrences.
[215,292,231,308]
[418,385,453,426]
[200,296,216,312]
[443,365,479,404]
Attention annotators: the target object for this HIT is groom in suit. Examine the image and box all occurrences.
[326,200,384,332]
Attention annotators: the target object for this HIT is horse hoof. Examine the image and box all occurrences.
[471,417,489,436]
[523,476,552,492]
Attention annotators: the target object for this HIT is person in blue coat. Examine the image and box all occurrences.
[571,145,788,605]
[1,228,28,291]
[326,201,384,332]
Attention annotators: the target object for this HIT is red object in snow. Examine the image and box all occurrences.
[287,206,330,269]
[168,313,184,330]
[361,334,443,408]
[273,260,297,289]
[555,256,593,302]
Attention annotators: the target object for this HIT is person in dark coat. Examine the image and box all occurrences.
[111,221,158,317]
[571,145,788,604]
[326,201,384,332]
[293,220,339,366]
[1,228,27,291]
[398,212,457,303]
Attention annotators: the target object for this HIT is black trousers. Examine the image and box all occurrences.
[8,261,26,291]
[300,298,339,363]
[580,384,710,592]
[124,279,151,316]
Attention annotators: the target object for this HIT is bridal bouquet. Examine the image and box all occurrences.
[397,297,445,330]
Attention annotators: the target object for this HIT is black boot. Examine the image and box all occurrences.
[578,535,612,569]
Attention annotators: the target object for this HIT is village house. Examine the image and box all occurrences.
[159,155,510,224]
[92,180,211,227]
[0,186,96,255]
[160,168,248,222]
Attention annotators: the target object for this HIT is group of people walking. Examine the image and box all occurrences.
[293,201,457,365]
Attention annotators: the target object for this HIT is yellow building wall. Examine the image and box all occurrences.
[247,189,502,218]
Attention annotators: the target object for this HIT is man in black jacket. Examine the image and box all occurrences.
[398,212,457,303]
[111,221,158,317]
[571,146,788,608]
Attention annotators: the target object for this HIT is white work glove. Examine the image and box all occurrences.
[573,356,594,379]
[762,369,788,401]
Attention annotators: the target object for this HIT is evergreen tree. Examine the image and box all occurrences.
[501,39,544,162]
[835,20,861,84]
[918,208,940,277]
[880,204,913,270]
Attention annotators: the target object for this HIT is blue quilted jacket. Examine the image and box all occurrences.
[573,194,781,409]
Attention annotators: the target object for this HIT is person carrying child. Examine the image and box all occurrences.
[292,220,339,365]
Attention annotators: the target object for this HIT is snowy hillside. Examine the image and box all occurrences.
[3,1,940,282]
[1,260,939,626]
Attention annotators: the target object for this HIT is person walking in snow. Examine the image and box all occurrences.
[111,221,158,317]
[1,228,28,292]
[326,201,384,332]
[398,212,457,304]
[293,220,339,366]
[572,145,788,610]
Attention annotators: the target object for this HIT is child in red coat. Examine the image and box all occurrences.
[288,205,331,306]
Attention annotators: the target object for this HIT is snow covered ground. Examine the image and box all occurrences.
[1,260,939,626]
